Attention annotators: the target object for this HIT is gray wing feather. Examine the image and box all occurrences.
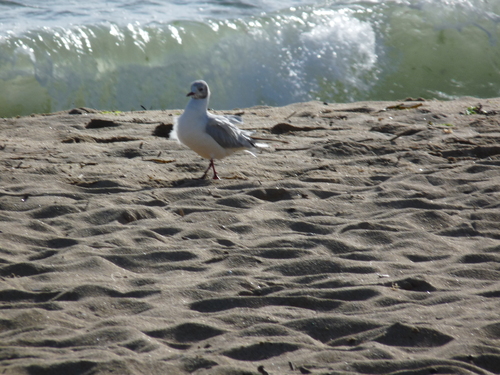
[206,115,255,149]
[223,115,243,124]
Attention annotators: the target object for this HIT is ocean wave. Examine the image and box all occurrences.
[0,0,499,117]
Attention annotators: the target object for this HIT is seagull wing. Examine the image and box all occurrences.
[205,114,256,150]
[223,114,243,125]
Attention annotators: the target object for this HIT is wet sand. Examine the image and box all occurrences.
[1,98,499,374]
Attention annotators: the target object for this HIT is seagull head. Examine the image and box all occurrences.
[187,80,210,100]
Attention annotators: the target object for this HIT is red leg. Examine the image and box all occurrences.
[210,159,220,180]
[200,159,220,180]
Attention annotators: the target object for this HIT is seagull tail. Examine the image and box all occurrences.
[254,142,269,148]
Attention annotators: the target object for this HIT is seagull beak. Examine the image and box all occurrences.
[187,92,195,97]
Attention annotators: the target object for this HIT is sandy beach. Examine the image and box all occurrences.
[1,98,499,375]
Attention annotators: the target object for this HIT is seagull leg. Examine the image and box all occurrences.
[210,159,220,180]
[200,159,220,180]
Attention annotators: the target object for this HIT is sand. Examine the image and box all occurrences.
[0,98,499,375]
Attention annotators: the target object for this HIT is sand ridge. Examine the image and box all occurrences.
[0,98,499,374]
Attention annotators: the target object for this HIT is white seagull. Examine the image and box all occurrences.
[171,80,268,179]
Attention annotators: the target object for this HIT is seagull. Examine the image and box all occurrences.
[171,80,268,179]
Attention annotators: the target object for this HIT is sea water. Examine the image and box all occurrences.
[0,0,499,118]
